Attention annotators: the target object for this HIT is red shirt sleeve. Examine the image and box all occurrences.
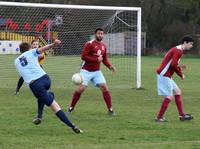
[171,50,183,78]
[103,48,112,69]
[81,42,99,62]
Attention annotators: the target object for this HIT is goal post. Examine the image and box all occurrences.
[0,1,142,89]
[137,8,142,89]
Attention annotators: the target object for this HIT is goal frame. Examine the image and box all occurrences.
[0,1,142,88]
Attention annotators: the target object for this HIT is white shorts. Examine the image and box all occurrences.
[157,75,179,96]
[80,69,106,86]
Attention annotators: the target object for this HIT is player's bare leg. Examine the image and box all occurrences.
[50,100,83,133]
[98,83,115,115]
[174,88,193,121]
[68,84,87,113]
[156,95,173,122]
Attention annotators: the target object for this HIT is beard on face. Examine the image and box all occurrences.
[95,36,103,42]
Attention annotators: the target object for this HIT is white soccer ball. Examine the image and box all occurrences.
[72,73,83,85]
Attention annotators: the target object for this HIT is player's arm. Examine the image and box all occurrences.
[38,53,44,59]
[37,39,61,54]
[171,50,183,79]
[103,49,116,72]
[81,42,99,62]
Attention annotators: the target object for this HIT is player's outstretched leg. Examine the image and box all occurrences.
[32,99,45,125]
[174,89,193,121]
[156,96,172,122]
[15,76,24,95]
[99,84,115,115]
[68,85,86,113]
[51,100,83,133]
[30,76,83,133]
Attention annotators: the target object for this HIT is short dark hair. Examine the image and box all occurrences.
[95,28,104,33]
[181,36,194,44]
[19,42,31,53]
[31,39,39,45]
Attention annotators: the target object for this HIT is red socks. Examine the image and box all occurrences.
[157,95,185,118]
[175,95,185,116]
[70,91,113,110]
[102,91,112,110]
[70,91,81,108]
[157,97,171,119]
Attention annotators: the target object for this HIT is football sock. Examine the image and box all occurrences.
[16,77,24,92]
[56,110,75,128]
[157,97,171,119]
[175,95,185,117]
[102,91,112,110]
[37,100,45,118]
[70,91,81,108]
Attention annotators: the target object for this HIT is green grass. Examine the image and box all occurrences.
[1,55,200,149]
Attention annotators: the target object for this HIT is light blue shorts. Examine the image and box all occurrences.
[80,69,106,86]
[157,75,179,96]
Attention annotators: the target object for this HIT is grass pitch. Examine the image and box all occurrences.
[0,55,200,149]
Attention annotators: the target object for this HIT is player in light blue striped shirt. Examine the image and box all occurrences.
[14,40,82,133]
[15,48,46,84]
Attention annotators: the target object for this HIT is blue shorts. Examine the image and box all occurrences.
[80,69,106,86]
[157,75,179,96]
[29,74,54,106]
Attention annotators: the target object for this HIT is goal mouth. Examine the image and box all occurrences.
[0,2,142,89]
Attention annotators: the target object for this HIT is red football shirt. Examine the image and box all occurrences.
[81,39,112,71]
[156,45,183,78]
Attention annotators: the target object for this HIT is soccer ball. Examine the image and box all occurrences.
[72,73,83,85]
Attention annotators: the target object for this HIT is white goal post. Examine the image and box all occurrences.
[0,1,142,88]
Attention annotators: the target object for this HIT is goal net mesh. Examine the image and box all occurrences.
[0,3,140,89]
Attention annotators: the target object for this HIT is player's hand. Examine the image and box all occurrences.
[110,66,116,72]
[181,74,185,80]
[54,39,61,45]
[180,64,186,71]
[39,40,61,53]
[98,55,103,62]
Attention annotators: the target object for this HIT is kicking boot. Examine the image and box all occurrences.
[72,126,83,134]
[67,107,74,114]
[179,114,193,121]
[108,109,115,116]
[32,116,42,125]
[155,117,168,122]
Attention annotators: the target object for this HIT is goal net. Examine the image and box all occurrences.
[0,2,141,89]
